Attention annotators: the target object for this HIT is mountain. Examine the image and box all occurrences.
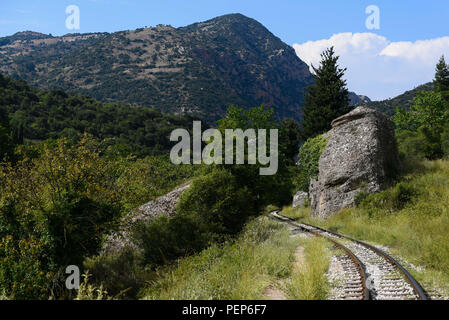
[348,92,370,106]
[0,14,313,123]
[357,82,434,116]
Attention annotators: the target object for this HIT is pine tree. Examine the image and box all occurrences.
[300,47,351,140]
[435,55,449,100]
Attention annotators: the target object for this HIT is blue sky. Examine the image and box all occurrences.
[1,0,449,100]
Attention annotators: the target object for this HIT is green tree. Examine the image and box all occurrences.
[394,56,449,159]
[394,91,448,159]
[0,109,15,161]
[217,105,292,207]
[435,55,449,100]
[300,47,351,140]
[280,118,301,162]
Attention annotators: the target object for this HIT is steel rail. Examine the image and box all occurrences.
[270,211,369,300]
[299,221,428,300]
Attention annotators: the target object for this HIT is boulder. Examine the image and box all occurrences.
[102,182,190,253]
[292,191,308,208]
[310,107,400,218]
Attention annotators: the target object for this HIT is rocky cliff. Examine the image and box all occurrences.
[309,107,400,218]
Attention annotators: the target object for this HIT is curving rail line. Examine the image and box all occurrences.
[271,211,368,300]
[270,211,428,300]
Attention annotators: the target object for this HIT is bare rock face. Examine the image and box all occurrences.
[310,107,400,218]
[292,191,308,208]
[103,182,190,253]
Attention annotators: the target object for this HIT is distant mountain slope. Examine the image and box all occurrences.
[349,92,370,106]
[0,14,313,122]
[358,82,435,116]
[0,72,200,156]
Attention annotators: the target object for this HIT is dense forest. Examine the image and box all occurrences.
[0,72,201,157]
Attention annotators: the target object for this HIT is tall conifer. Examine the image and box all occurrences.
[300,47,351,140]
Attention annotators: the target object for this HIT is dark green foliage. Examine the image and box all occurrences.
[0,72,200,157]
[217,105,293,207]
[280,118,301,162]
[83,247,147,299]
[394,91,449,159]
[129,167,256,275]
[300,47,351,140]
[393,57,449,160]
[116,105,293,295]
[435,55,449,100]
[0,236,50,299]
[0,135,198,299]
[357,181,418,212]
[131,213,212,269]
[396,130,428,160]
[178,168,256,235]
[296,134,328,191]
[43,195,120,269]
[0,101,15,161]
[361,82,434,117]
[0,123,14,161]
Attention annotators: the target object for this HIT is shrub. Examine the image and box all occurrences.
[83,247,147,299]
[129,168,257,271]
[396,129,428,160]
[177,168,257,235]
[358,181,418,212]
[297,134,328,191]
[0,236,50,300]
[131,213,212,269]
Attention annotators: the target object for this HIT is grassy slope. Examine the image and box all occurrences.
[141,217,299,299]
[140,216,332,300]
[283,159,449,294]
[284,237,331,300]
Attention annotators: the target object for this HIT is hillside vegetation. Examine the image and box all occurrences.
[0,73,199,157]
[358,82,434,116]
[0,14,312,122]
[1,76,300,298]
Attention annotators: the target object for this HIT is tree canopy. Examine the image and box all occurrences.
[299,47,351,140]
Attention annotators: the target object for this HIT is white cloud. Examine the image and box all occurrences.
[293,33,449,100]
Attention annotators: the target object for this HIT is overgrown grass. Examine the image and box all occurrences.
[282,159,449,294]
[141,216,300,299]
[284,237,331,300]
[280,206,310,221]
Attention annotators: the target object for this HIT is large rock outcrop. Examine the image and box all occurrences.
[103,182,190,253]
[310,107,400,218]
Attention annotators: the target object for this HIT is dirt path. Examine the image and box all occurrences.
[262,246,305,300]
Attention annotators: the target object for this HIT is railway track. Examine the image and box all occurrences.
[270,211,428,300]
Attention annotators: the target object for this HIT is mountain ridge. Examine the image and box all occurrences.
[356,82,434,116]
[0,13,313,122]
